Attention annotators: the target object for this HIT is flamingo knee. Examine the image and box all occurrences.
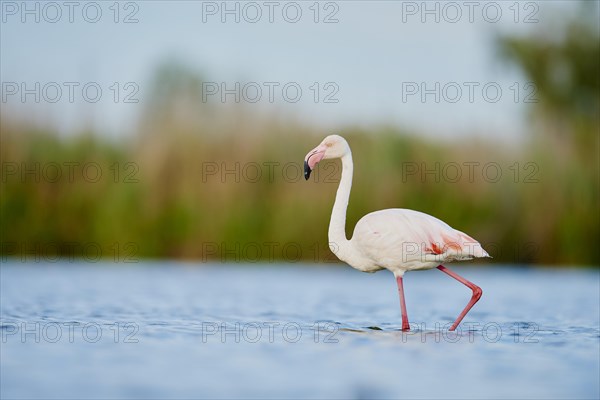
[471,285,483,302]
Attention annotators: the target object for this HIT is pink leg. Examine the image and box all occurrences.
[437,265,483,331]
[395,275,410,331]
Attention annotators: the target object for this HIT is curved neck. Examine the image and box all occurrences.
[328,151,353,249]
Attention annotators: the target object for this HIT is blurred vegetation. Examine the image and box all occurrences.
[1,12,598,266]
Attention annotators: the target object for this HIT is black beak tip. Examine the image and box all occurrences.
[304,160,312,180]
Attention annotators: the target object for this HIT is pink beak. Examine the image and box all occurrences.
[304,145,327,180]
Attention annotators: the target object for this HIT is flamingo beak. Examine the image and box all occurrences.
[304,145,327,181]
[304,160,312,180]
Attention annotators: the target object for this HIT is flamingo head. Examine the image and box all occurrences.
[304,135,350,180]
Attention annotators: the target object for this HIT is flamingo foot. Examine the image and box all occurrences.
[437,265,482,331]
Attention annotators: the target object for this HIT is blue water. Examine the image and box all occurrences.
[1,262,599,399]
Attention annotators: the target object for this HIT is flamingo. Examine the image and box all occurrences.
[303,135,490,331]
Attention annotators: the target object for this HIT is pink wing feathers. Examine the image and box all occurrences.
[351,208,490,271]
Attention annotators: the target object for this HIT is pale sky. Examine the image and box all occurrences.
[0,1,581,142]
